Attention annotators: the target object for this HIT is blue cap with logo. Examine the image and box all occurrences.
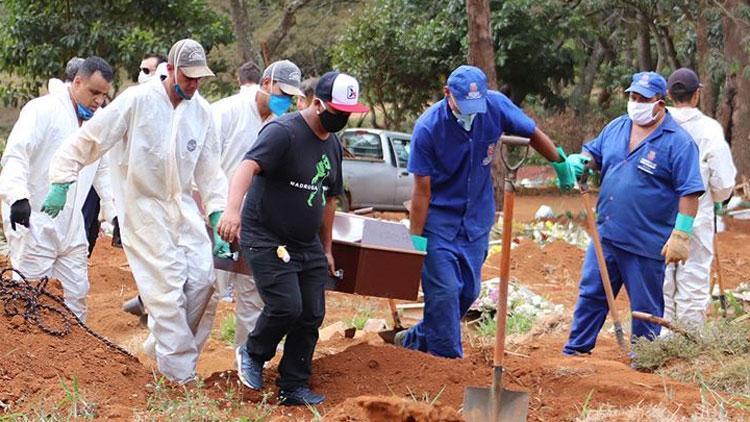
[447,65,488,114]
[625,71,667,99]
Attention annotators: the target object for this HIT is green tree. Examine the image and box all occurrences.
[0,0,234,105]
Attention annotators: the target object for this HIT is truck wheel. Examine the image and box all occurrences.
[335,193,351,212]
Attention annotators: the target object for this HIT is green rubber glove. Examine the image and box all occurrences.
[550,146,575,191]
[410,234,428,252]
[209,211,232,258]
[41,182,72,217]
[567,153,592,180]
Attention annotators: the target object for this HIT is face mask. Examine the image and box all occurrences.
[268,93,292,116]
[76,103,94,121]
[452,109,476,131]
[627,100,659,126]
[138,70,152,84]
[175,83,191,100]
[318,101,349,133]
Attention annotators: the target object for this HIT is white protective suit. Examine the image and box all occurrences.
[663,107,736,329]
[0,88,115,321]
[195,84,265,349]
[48,80,227,383]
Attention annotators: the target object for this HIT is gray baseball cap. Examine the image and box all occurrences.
[263,60,304,97]
[168,39,214,78]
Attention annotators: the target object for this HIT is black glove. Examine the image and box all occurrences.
[112,216,122,248]
[10,199,31,230]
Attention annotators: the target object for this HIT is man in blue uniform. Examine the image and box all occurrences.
[563,72,704,356]
[393,65,573,358]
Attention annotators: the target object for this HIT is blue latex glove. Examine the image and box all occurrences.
[209,211,232,258]
[567,153,592,180]
[41,182,72,217]
[550,146,575,191]
[410,234,428,252]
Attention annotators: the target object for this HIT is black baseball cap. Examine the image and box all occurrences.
[667,68,701,93]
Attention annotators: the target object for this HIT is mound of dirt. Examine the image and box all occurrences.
[0,275,151,419]
[325,395,462,422]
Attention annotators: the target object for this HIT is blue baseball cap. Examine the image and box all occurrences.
[447,65,488,114]
[625,71,667,99]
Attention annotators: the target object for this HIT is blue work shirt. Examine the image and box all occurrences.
[408,91,536,242]
[584,112,704,260]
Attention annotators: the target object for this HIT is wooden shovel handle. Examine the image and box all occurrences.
[388,298,403,330]
[494,188,514,366]
[581,191,623,326]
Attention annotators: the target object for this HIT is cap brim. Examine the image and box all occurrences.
[181,66,215,78]
[455,97,487,114]
[328,102,370,114]
[277,82,305,97]
[625,85,657,98]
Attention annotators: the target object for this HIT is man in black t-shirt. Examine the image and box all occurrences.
[218,71,369,405]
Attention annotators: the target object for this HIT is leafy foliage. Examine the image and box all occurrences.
[0,0,233,105]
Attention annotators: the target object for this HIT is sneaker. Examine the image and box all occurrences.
[235,345,263,390]
[562,349,591,357]
[393,330,407,348]
[279,386,325,406]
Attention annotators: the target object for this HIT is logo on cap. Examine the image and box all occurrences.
[466,82,482,100]
[187,50,204,62]
[638,74,650,87]
[346,86,357,100]
[187,139,197,152]
[289,70,301,82]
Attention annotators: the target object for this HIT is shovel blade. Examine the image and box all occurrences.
[377,329,401,344]
[463,386,529,422]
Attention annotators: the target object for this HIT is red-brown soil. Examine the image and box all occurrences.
[326,395,462,421]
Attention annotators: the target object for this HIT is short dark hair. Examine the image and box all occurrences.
[668,84,696,104]
[143,53,167,65]
[64,57,84,82]
[238,61,262,85]
[300,77,318,99]
[78,56,114,82]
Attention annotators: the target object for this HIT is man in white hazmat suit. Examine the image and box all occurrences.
[663,68,737,330]
[0,57,116,321]
[197,59,305,351]
[44,39,232,383]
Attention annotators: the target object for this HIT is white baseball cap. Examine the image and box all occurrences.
[315,71,370,113]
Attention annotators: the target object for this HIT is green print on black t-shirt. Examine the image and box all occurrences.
[307,154,331,207]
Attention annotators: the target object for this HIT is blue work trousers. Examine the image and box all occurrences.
[564,240,665,355]
[402,229,488,358]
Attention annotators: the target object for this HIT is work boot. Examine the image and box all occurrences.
[122,295,145,316]
[279,386,325,406]
[235,345,263,390]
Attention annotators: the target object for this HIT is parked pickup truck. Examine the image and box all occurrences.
[338,128,412,211]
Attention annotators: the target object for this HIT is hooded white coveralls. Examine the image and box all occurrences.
[663,107,736,329]
[48,80,227,383]
[195,84,265,349]
[0,88,115,321]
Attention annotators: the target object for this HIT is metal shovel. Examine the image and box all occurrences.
[464,135,530,422]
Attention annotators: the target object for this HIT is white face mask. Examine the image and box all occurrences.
[627,100,660,126]
[138,70,152,84]
[452,109,476,131]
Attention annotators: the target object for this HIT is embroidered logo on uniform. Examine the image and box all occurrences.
[638,150,658,174]
[482,144,495,166]
[466,82,482,99]
[187,139,197,152]
[647,150,656,161]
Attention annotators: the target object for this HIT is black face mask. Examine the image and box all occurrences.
[319,109,350,133]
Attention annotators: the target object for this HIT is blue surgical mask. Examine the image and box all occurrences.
[76,103,94,121]
[268,94,292,116]
[175,83,191,100]
[452,110,476,131]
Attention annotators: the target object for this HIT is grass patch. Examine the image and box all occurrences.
[0,376,97,420]
[406,385,446,406]
[350,304,375,330]
[631,319,750,396]
[218,312,236,345]
[474,311,536,339]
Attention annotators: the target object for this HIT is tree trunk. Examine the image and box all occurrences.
[659,25,680,71]
[228,0,259,65]
[262,0,313,63]
[696,0,717,116]
[721,0,750,180]
[570,39,606,115]
[466,0,498,89]
[636,10,654,71]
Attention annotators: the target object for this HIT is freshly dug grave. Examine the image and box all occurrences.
[0,275,151,419]
[325,395,462,421]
